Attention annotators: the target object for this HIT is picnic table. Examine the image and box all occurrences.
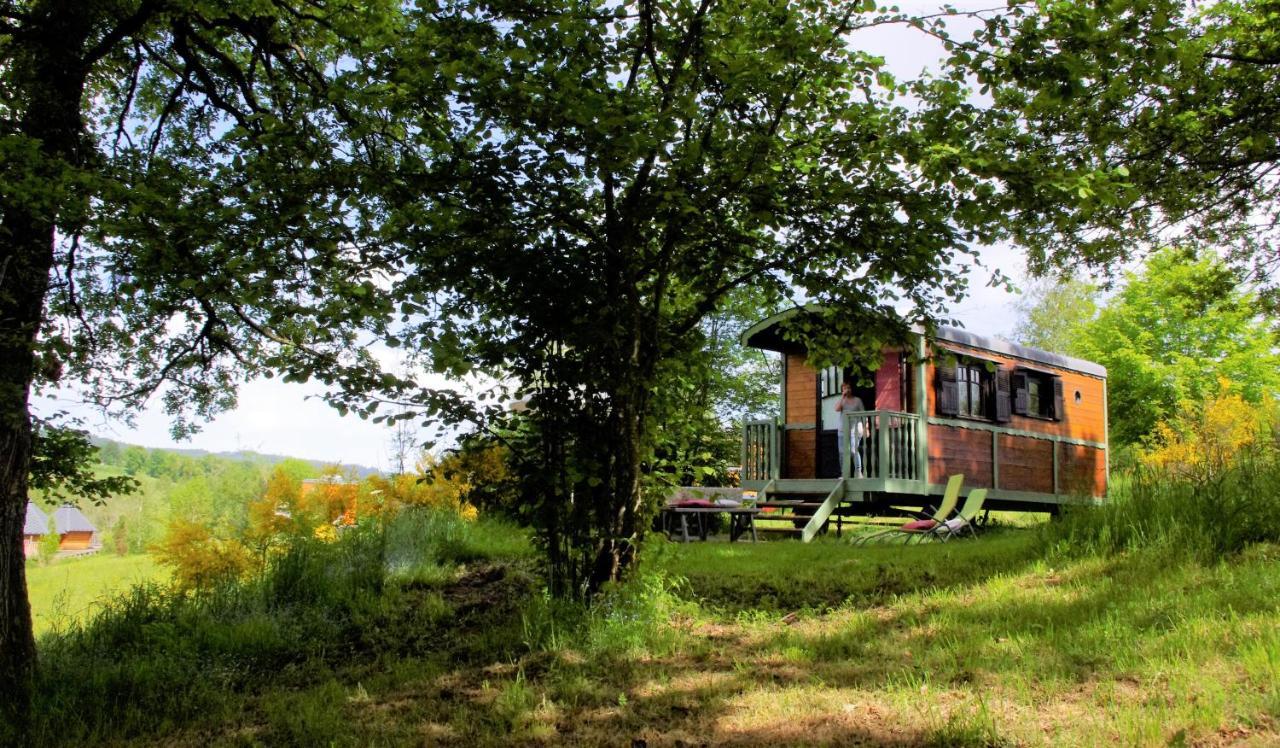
[661,505,759,543]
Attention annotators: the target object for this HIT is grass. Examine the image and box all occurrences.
[12,464,1280,746]
[25,553,168,637]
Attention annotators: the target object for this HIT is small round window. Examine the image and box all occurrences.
[1074,390,1083,404]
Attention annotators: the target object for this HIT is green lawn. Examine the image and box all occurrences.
[18,509,1280,746]
[25,554,168,637]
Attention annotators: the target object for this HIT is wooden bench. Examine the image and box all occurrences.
[661,506,759,543]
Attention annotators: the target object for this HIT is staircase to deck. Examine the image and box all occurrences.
[753,479,850,542]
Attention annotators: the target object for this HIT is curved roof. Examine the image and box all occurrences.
[23,502,48,536]
[740,307,1106,378]
[51,504,96,534]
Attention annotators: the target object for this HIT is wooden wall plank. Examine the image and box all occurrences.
[785,353,817,425]
[1060,444,1106,498]
[785,429,816,479]
[928,425,993,488]
[997,434,1054,494]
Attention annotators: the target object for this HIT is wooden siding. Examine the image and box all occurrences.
[784,353,817,425]
[785,429,816,479]
[1060,444,1107,497]
[58,531,94,551]
[928,425,993,488]
[927,341,1107,443]
[997,434,1054,494]
[23,537,37,558]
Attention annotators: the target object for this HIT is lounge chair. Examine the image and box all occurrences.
[853,474,964,545]
[931,488,988,542]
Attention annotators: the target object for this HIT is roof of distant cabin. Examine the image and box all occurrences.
[51,504,96,534]
[23,502,48,536]
[740,307,1107,378]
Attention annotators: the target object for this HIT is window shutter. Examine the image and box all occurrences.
[1052,376,1065,420]
[994,369,1012,423]
[937,364,959,416]
[1012,372,1029,415]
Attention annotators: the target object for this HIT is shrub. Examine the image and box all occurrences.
[151,519,255,590]
[1042,456,1280,561]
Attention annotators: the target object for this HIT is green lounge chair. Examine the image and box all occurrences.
[932,488,988,541]
[853,474,964,545]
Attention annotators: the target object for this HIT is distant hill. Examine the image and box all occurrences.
[90,437,382,478]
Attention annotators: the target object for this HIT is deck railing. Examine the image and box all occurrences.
[742,418,780,482]
[843,411,923,482]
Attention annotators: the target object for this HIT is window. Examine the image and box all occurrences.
[956,363,987,418]
[819,366,842,397]
[937,357,1000,421]
[1013,369,1063,420]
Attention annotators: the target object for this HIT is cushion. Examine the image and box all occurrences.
[900,519,938,532]
[673,499,716,508]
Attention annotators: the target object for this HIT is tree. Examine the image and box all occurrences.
[1014,248,1280,446]
[28,420,138,507]
[1011,275,1099,354]
[35,518,58,566]
[0,0,417,728]
[364,0,1005,597]
[945,0,1280,303]
[651,288,781,487]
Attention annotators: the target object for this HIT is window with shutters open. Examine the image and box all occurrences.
[1012,368,1063,420]
[937,356,1004,421]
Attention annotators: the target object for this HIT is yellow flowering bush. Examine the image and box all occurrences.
[1143,379,1278,482]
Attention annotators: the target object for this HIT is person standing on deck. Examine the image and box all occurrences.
[835,381,866,478]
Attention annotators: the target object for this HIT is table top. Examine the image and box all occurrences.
[663,505,760,514]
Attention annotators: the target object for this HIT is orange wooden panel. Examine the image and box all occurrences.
[58,532,94,551]
[785,428,816,479]
[928,425,993,488]
[785,353,817,425]
[997,434,1054,494]
[927,342,1107,443]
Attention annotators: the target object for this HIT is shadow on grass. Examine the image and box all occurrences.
[26,532,1280,747]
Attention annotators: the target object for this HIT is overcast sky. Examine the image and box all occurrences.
[33,2,1028,471]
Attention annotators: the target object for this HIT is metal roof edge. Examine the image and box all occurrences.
[740,309,1106,378]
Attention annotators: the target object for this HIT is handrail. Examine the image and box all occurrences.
[741,417,781,482]
[842,410,923,482]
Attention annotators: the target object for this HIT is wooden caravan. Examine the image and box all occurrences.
[740,309,1107,535]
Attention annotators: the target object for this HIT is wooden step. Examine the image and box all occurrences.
[757,501,825,509]
[756,525,804,535]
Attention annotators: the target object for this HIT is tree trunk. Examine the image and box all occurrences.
[0,4,93,733]
[586,367,649,596]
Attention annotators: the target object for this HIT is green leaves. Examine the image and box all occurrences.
[949,0,1280,302]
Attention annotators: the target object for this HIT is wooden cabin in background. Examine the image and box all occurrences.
[50,504,99,552]
[739,309,1108,539]
[23,502,48,557]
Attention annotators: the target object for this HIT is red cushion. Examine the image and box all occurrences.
[900,519,938,532]
[674,499,716,508]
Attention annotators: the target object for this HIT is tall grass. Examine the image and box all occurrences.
[14,509,530,746]
[1041,456,1280,561]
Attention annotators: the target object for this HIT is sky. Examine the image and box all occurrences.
[32,2,1029,471]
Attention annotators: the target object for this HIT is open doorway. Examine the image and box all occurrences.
[817,366,876,479]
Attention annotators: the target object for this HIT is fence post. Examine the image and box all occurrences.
[876,411,889,480]
[841,413,852,479]
[770,418,781,480]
